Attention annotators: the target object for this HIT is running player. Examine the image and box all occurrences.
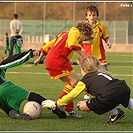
[34,22,94,117]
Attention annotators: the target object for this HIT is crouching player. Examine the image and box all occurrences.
[0,49,66,120]
[42,55,133,124]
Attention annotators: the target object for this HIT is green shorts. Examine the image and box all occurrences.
[0,81,29,115]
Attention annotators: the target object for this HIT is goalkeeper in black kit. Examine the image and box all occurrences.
[0,49,66,120]
[42,55,133,124]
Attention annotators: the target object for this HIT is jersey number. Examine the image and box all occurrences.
[98,73,112,81]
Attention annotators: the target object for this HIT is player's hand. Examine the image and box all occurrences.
[77,100,87,110]
[77,100,92,113]
[33,51,39,56]
[34,58,41,66]
[107,42,112,49]
[42,100,56,109]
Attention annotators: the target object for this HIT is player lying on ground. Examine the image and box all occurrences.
[0,49,66,120]
[42,55,133,124]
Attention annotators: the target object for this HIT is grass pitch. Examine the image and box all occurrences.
[0,50,133,132]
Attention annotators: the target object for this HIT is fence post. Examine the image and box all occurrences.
[126,21,128,45]
[114,21,116,44]
[28,36,30,43]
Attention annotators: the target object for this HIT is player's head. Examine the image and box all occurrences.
[13,13,18,19]
[85,5,99,24]
[80,55,111,76]
[80,55,100,74]
[75,22,94,43]
[4,32,8,37]
[85,5,99,17]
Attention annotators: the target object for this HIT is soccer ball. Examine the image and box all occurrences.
[23,101,42,119]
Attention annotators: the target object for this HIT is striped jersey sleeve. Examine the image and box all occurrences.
[0,49,34,70]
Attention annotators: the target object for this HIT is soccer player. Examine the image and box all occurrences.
[42,55,133,124]
[34,22,94,117]
[0,49,66,120]
[82,5,112,100]
[4,32,10,56]
[83,5,112,70]
[13,29,23,54]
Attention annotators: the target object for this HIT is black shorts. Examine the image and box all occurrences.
[86,90,130,115]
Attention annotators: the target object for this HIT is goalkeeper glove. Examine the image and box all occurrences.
[42,100,67,119]
[42,99,56,109]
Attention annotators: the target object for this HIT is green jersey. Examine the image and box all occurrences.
[0,49,34,114]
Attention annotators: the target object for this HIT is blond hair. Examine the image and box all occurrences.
[81,55,112,76]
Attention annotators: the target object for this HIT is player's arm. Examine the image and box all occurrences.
[42,81,86,108]
[40,38,56,54]
[105,38,112,49]
[56,81,86,107]
[67,28,83,61]
[102,24,112,49]
[34,38,56,65]
[0,49,38,70]
[75,49,84,63]
[10,22,14,34]
[19,22,23,35]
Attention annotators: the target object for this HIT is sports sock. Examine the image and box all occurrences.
[28,92,46,105]
[57,83,74,112]
[109,108,118,116]
[128,97,133,110]
[83,89,88,95]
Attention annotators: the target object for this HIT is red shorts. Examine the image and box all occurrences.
[47,69,74,80]
[45,53,74,80]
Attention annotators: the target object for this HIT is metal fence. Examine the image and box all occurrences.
[0,20,132,45]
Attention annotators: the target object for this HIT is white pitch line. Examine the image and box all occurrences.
[7,71,49,75]
[7,71,133,77]
[113,74,133,77]
[109,66,132,68]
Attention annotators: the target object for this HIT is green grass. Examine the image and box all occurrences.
[0,51,133,131]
